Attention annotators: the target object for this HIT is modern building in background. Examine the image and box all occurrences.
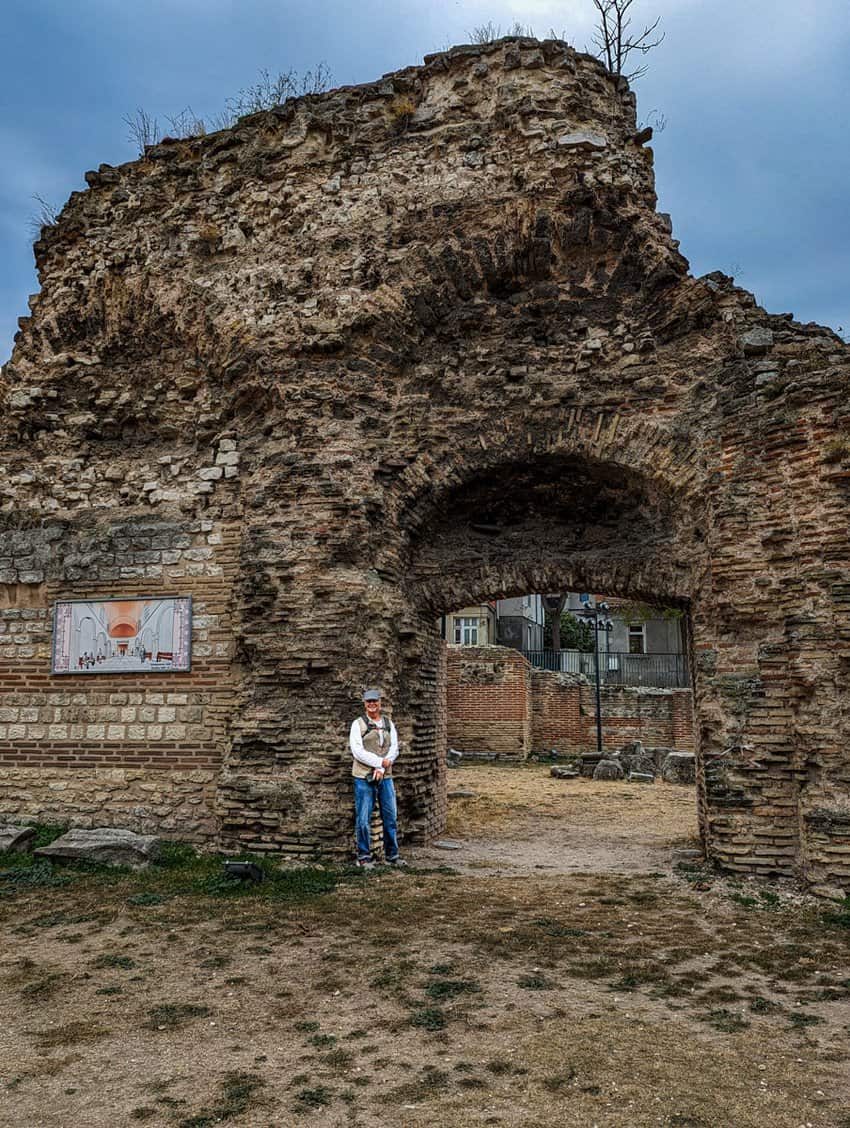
[440,595,545,651]
[444,592,687,688]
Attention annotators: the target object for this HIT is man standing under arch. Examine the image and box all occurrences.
[349,688,404,869]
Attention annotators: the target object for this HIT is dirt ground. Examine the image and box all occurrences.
[1,763,849,1128]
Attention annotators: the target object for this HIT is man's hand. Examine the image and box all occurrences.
[373,768,385,782]
[381,757,391,769]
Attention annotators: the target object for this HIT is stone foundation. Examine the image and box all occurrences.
[0,766,218,840]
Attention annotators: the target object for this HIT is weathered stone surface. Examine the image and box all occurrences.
[628,772,655,784]
[661,751,697,785]
[35,828,161,869]
[740,327,774,355]
[448,789,479,799]
[0,825,35,852]
[0,36,848,889]
[551,766,580,779]
[556,130,607,150]
[594,759,625,781]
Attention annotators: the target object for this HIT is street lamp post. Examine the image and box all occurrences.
[577,598,614,756]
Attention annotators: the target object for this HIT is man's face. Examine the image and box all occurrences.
[364,697,382,719]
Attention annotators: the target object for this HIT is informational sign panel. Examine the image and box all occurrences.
[52,597,192,675]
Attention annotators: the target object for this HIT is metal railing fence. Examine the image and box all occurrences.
[520,649,689,688]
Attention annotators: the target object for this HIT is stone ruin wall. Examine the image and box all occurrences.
[445,644,693,759]
[530,667,694,756]
[0,37,849,888]
[445,645,532,760]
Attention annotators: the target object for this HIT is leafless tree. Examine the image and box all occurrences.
[590,0,664,80]
[28,193,59,237]
[165,106,207,139]
[468,20,534,44]
[224,62,332,119]
[124,108,160,154]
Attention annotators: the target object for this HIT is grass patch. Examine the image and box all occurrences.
[0,860,72,891]
[93,953,137,970]
[820,898,850,929]
[386,1066,450,1104]
[518,973,555,990]
[20,972,66,999]
[533,917,586,938]
[542,1069,577,1092]
[702,1009,750,1033]
[788,1011,824,1029]
[293,1085,333,1111]
[748,996,783,1014]
[178,1072,265,1127]
[410,1006,447,1030]
[424,978,481,1000]
[147,1003,213,1030]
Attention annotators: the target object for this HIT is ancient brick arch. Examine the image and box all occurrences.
[1,38,849,891]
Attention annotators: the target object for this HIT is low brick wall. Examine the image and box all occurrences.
[445,646,531,760]
[446,646,694,759]
[0,518,240,840]
[532,669,694,755]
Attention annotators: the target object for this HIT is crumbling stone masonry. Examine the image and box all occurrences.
[1,38,849,890]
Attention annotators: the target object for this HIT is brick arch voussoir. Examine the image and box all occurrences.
[392,406,707,541]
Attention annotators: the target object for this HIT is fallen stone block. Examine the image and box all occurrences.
[550,766,580,779]
[35,827,161,869]
[446,748,463,767]
[431,839,463,851]
[448,789,479,800]
[671,848,704,866]
[593,759,624,781]
[628,771,655,784]
[661,751,696,785]
[0,825,36,853]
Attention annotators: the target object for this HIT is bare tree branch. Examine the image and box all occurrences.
[28,194,59,237]
[590,0,664,80]
[124,108,160,154]
[468,20,534,44]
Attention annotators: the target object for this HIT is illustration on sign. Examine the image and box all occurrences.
[52,597,192,675]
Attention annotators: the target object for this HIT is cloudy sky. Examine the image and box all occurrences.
[1,0,848,364]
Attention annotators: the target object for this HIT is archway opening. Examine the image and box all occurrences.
[395,448,703,872]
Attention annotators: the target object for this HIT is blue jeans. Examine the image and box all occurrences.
[354,776,400,861]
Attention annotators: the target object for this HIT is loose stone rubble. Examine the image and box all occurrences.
[0,37,848,889]
[0,825,35,852]
[661,751,696,785]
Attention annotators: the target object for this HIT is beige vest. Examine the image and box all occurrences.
[351,715,393,778]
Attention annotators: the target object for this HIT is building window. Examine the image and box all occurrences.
[628,623,646,654]
[454,617,479,645]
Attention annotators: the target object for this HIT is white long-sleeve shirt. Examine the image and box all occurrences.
[349,715,399,771]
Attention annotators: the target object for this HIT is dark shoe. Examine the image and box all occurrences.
[356,857,375,870]
[386,856,407,867]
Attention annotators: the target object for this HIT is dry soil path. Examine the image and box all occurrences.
[407,762,700,875]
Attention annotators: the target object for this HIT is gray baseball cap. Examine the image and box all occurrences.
[362,688,382,701]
